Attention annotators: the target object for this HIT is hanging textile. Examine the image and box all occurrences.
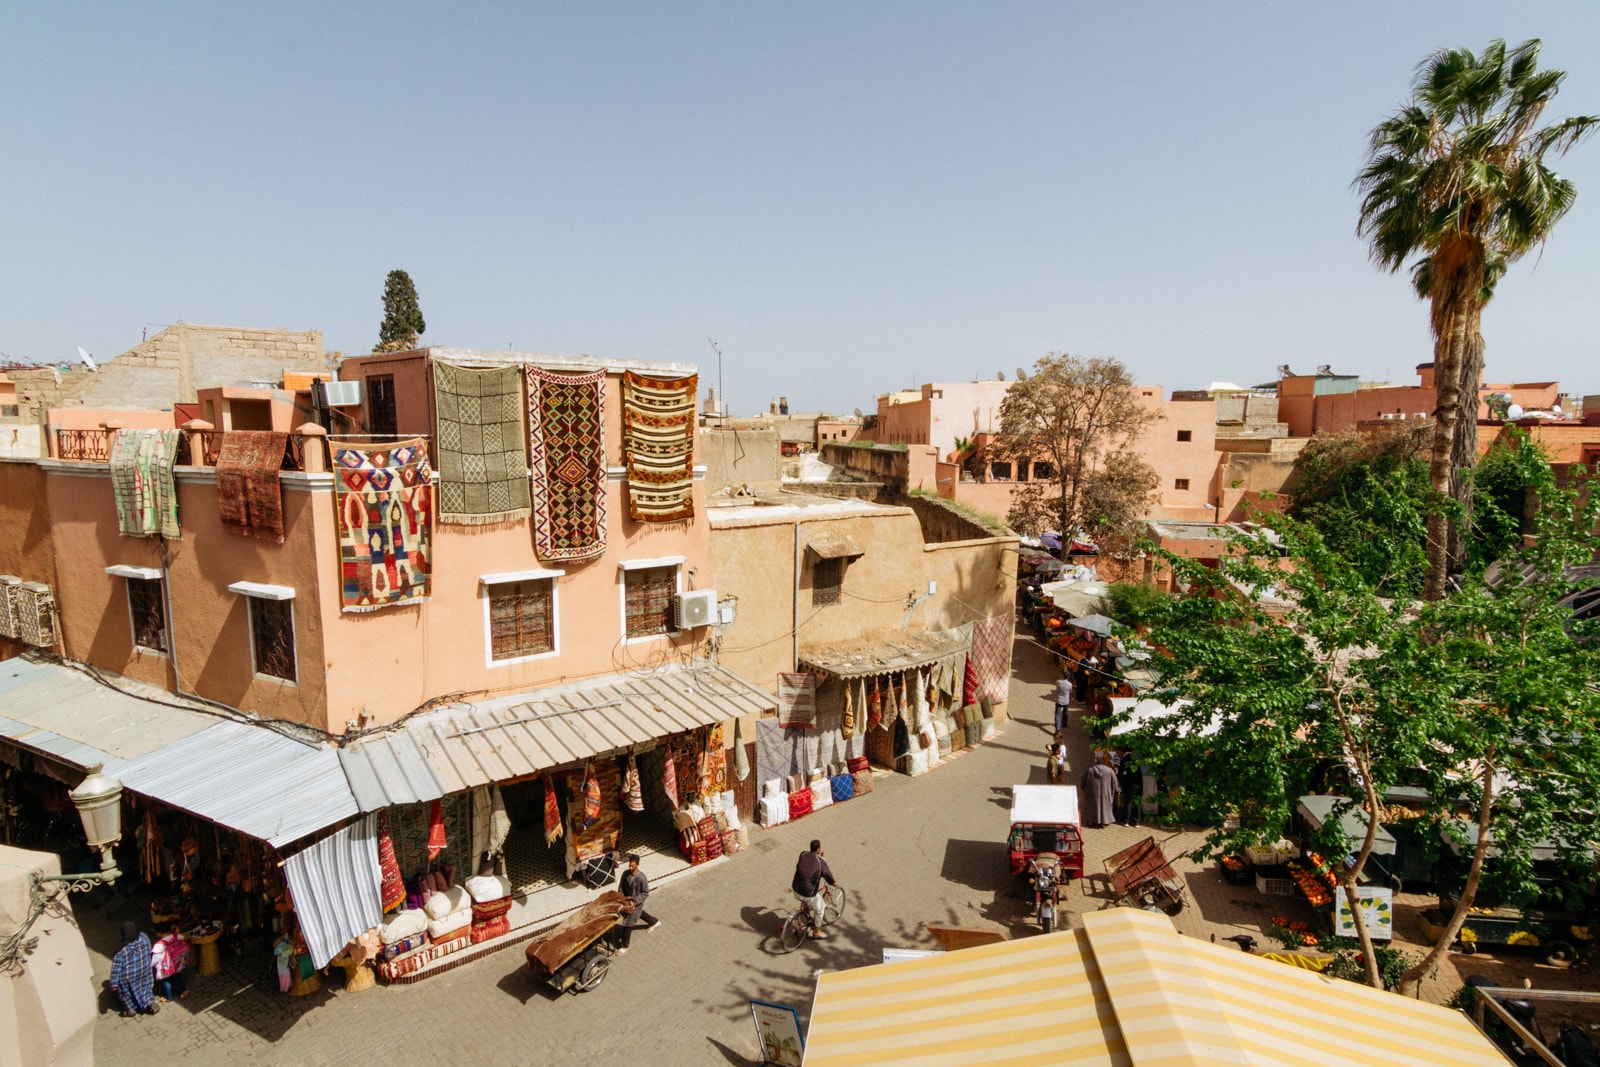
[869,677,883,731]
[330,437,433,611]
[622,753,645,812]
[704,724,728,797]
[914,669,930,731]
[281,814,383,969]
[582,764,602,827]
[841,680,856,739]
[542,775,563,846]
[432,362,532,525]
[109,428,182,538]
[778,672,817,730]
[963,655,979,706]
[425,799,447,860]
[376,812,405,913]
[488,784,511,855]
[621,370,699,522]
[969,614,1013,703]
[216,430,288,542]
[470,785,492,863]
[526,366,608,560]
[564,762,623,871]
[662,744,680,810]
[733,718,751,781]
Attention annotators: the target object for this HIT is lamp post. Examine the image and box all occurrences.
[1,764,123,973]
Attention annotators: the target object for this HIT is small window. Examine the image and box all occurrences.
[0,405,18,418]
[1177,430,1192,442]
[249,597,297,683]
[367,374,397,436]
[813,558,844,607]
[990,461,1013,481]
[624,565,678,638]
[1174,478,1190,491]
[489,579,555,660]
[127,577,167,653]
[1032,461,1054,480]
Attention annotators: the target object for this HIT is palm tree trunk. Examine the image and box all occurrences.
[1423,239,1480,601]
[1448,312,1486,572]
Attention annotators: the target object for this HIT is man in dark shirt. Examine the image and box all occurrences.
[792,839,839,940]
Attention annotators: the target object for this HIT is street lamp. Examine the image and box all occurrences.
[1,764,123,973]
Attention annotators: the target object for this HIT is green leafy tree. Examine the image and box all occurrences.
[1463,427,1547,573]
[376,269,427,352]
[996,354,1159,542]
[1355,37,1596,600]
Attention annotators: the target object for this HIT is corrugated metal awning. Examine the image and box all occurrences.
[117,720,358,848]
[339,732,445,810]
[370,666,777,798]
[807,536,866,560]
[800,626,972,680]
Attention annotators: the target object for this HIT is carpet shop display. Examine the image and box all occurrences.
[526,366,607,560]
[215,430,288,542]
[330,438,433,611]
[621,369,697,522]
[110,428,182,538]
[432,362,532,525]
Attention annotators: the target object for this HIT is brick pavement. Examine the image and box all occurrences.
[87,625,1502,1065]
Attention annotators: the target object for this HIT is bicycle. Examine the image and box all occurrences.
[774,885,848,953]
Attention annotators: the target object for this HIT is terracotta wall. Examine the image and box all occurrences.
[0,462,59,661]
[340,352,432,436]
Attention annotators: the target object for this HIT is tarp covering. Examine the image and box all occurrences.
[803,907,1508,1066]
[1297,795,1398,857]
[281,815,383,968]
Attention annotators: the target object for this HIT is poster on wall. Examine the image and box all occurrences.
[749,999,804,1067]
[1333,886,1394,941]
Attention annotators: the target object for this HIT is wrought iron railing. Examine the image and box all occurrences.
[55,428,409,472]
[53,428,114,461]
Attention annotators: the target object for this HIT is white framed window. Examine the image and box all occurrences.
[619,558,683,641]
[106,566,166,654]
[229,582,297,684]
[481,568,563,667]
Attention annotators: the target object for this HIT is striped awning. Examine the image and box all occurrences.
[803,908,1507,1066]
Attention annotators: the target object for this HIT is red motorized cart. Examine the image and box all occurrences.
[1008,785,1084,882]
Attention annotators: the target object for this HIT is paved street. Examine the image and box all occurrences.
[81,627,1544,1064]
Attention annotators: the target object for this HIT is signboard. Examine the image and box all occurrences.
[750,999,805,1066]
[1333,886,1393,941]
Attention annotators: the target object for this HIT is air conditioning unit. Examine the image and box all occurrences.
[320,380,362,407]
[11,581,58,648]
[0,575,19,639]
[674,589,717,629]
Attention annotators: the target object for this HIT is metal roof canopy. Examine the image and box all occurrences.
[1297,795,1397,857]
[392,666,778,798]
[800,626,972,681]
[1011,784,1080,827]
[117,719,358,849]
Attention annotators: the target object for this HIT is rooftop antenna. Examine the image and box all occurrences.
[76,346,97,372]
[706,337,723,418]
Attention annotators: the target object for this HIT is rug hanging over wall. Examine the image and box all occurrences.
[432,362,531,525]
[216,430,287,543]
[109,428,182,538]
[331,438,433,611]
[525,366,607,561]
[622,370,698,523]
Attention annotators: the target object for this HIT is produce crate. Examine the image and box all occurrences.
[1219,859,1254,886]
[1255,867,1296,897]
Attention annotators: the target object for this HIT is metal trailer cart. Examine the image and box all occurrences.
[524,890,635,994]
[1101,836,1186,915]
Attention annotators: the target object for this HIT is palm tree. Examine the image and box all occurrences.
[1355,38,1596,599]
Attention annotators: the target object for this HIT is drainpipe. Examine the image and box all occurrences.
[158,538,182,696]
[792,523,801,672]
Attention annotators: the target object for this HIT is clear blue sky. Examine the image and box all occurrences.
[4,3,1597,417]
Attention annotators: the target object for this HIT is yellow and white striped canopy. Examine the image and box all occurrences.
[802,908,1505,1066]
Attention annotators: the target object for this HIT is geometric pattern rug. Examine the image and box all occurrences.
[330,437,433,612]
[526,366,607,561]
[969,614,1015,704]
[432,362,531,525]
[622,370,697,523]
[109,428,182,539]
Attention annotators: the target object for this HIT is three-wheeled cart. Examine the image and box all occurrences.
[525,890,634,994]
[1101,836,1186,915]
[1008,785,1083,882]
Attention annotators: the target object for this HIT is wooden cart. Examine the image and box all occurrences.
[524,890,635,995]
[1102,836,1187,915]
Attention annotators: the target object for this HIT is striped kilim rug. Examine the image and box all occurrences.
[526,366,607,560]
[109,428,182,538]
[330,437,433,611]
[622,370,698,523]
[433,362,531,525]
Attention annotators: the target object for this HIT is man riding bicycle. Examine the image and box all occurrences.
[792,839,840,941]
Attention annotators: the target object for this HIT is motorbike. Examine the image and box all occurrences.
[1029,853,1063,934]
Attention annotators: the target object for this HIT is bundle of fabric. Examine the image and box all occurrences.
[433,362,532,525]
[949,724,967,751]
[809,779,833,811]
[469,896,514,944]
[621,369,698,522]
[216,430,288,542]
[703,829,724,861]
[830,774,854,803]
[378,908,428,961]
[758,794,790,827]
[720,829,741,856]
[847,755,870,775]
[377,932,427,965]
[526,366,607,559]
[851,769,874,796]
[330,438,432,611]
[464,873,511,904]
[109,428,182,538]
[377,933,471,981]
[423,886,472,945]
[787,788,813,820]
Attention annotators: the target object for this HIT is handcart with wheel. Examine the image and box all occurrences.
[524,890,635,994]
[1101,836,1186,915]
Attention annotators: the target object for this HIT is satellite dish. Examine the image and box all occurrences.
[77,346,97,372]
[1016,367,1028,381]
[1315,364,1333,375]
[996,371,1006,381]
[1276,364,1292,377]
[852,407,863,418]
[1506,403,1524,421]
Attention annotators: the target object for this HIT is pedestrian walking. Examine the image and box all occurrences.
[1117,757,1145,827]
[109,921,159,1017]
[1052,675,1073,732]
[1081,757,1117,829]
[611,853,659,954]
[151,921,191,1001]
[1045,732,1069,783]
